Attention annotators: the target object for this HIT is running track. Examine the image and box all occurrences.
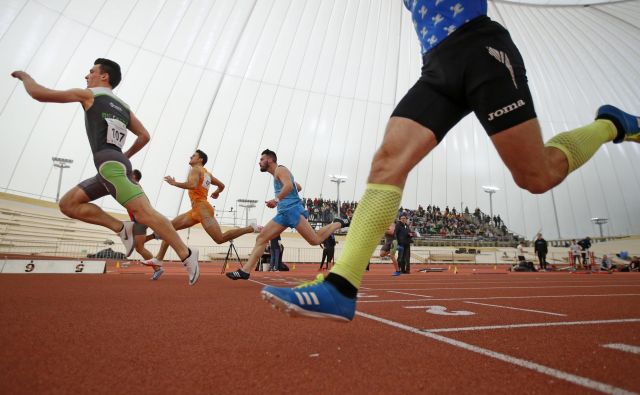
[1,263,639,394]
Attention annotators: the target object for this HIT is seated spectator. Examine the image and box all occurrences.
[600,255,615,272]
[630,256,640,272]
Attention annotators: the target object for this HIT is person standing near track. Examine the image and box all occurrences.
[225,149,349,281]
[380,222,401,276]
[11,59,200,285]
[395,213,414,274]
[534,233,548,271]
[260,0,639,321]
[319,233,337,271]
[150,150,260,266]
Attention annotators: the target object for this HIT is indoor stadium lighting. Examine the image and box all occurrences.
[481,185,500,219]
[329,175,348,219]
[237,199,258,227]
[590,217,608,238]
[52,157,73,202]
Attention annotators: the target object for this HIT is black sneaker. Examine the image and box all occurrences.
[226,269,250,280]
[333,218,350,228]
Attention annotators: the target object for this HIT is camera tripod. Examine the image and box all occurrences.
[220,239,242,273]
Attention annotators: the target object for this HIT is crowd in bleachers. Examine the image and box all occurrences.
[398,205,512,241]
[302,197,514,241]
[303,198,357,223]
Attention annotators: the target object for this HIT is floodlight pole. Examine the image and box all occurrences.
[482,186,499,219]
[329,175,348,218]
[52,157,73,202]
[591,217,608,238]
[237,198,258,226]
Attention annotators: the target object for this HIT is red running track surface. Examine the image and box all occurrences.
[1,264,639,394]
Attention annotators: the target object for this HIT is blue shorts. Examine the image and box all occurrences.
[273,205,309,229]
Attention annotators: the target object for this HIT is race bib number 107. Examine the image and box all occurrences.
[105,118,127,149]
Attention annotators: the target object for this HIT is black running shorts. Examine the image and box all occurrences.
[392,16,537,142]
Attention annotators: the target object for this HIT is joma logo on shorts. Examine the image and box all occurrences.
[488,100,525,121]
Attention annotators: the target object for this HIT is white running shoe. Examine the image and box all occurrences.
[140,258,161,268]
[118,221,135,257]
[183,248,200,286]
[249,222,263,233]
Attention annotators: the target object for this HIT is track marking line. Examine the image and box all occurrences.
[602,343,640,355]
[463,301,567,316]
[363,285,640,291]
[357,312,636,395]
[387,290,432,298]
[425,318,640,333]
[359,293,640,303]
[403,305,475,316]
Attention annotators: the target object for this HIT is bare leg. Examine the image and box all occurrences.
[59,187,122,232]
[156,212,198,260]
[201,214,253,244]
[380,250,399,272]
[240,220,286,272]
[491,118,569,194]
[126,196,190,261]
[295,218,342,246]
[134,234,153,260]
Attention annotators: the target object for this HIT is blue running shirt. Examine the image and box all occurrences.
[403,0,487,54]
[274,166,302,213]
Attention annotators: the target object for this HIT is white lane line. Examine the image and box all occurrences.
[386,290,432,298]
[463,301,567,316]
[359,293,640,303]
[602,343,640,355]
[363,285,640,291]
[425,318,640,333]
[356,312,636,395]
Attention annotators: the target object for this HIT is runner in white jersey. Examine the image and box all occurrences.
[11,59,200,285]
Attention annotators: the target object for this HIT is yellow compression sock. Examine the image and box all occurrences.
[330,183,402,288]
[545,119,617,173]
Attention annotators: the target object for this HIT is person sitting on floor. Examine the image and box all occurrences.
[599,255,615,273]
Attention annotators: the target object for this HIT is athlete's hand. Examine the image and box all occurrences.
[164,175,176,186]
[265,199,278,208]
[11,71,29,81]
[210,191,220,199]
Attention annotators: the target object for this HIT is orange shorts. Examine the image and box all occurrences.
[188,200,214,223]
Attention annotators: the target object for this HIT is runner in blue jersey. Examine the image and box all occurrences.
[260,0,639,321]
[226,149,349,281]
[11,59,200,285]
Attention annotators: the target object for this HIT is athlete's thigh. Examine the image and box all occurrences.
[257,220,287,243]
[169,212,199,230]
[490,118,548,178]
[294,217,324,244]
[72,176,109,203]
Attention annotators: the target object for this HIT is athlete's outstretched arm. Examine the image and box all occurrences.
[125,112,150,158]
[165,166,199,190]
[11,71,92,106]
[209,173,225,199]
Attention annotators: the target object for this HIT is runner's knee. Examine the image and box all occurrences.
[511,171,554,194]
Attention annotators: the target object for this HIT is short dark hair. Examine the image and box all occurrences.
[132,169,142,181]
[195,149,208,165]
[94,58,122,88]
[261,149,277,162]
